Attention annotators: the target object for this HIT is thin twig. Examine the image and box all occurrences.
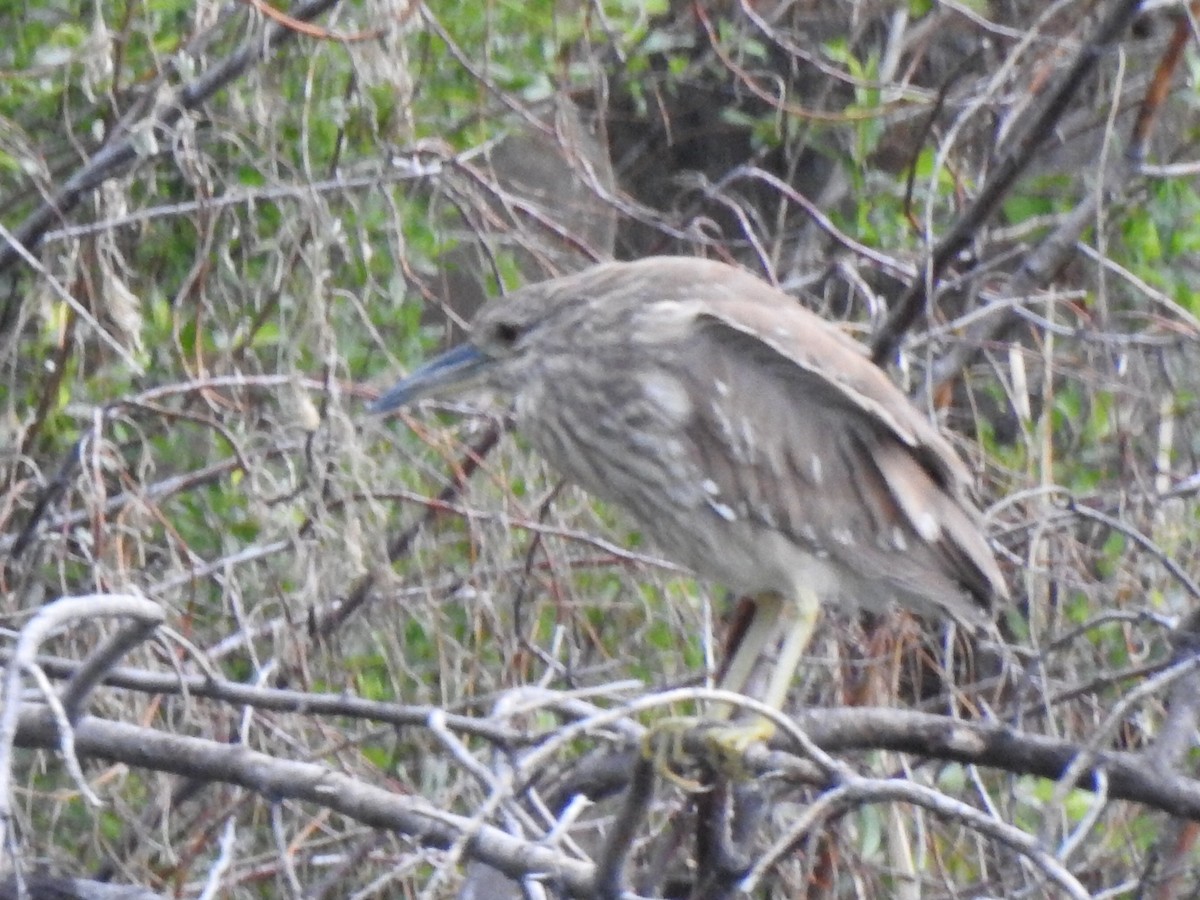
[0,0,343,281]
[594,752,656,900]
[745,774,1091,899]
[870,0,1145,364]
[0,594,165,864]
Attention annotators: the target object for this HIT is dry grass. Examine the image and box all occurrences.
[2,0,1200,896]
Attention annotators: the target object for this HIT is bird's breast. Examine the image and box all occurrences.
[510,365,809,596]
[515,366,701,509]
[512,390,923,611]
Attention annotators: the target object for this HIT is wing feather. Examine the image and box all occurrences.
[657,272,1006,617]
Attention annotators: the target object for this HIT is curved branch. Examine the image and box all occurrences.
[746,774,1090,899]
[0,595,166,864]
[13,654,1200,820]
[15,706,599,898]
[790,706,1200,820]
[0,651,520,747]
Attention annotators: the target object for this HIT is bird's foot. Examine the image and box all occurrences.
[641,716,708,791]
[641,716,775,791]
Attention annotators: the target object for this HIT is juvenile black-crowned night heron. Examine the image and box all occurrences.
[370,257,1008,738]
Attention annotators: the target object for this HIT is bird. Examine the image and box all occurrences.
[369,256,1008,741]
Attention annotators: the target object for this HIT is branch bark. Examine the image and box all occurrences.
[15,707,599,898]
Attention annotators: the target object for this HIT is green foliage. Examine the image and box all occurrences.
[645,614,676,652]
[1021,778,1099,831]
[98,808,126,843]
[1123,210,1164,263]
[1094,531,1127,582]
[348,652,398,701]
[1062,590,1094,626]
[361,742,397,771]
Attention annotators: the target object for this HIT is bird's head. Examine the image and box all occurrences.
[367,278,591,415]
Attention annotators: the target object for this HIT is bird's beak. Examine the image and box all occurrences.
[367,343,490,413]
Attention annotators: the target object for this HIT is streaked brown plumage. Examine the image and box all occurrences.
[371,257,1007,717]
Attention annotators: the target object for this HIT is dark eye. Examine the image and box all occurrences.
[494,321,521,346]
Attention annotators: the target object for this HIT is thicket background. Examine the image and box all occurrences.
[3,0,1200,897]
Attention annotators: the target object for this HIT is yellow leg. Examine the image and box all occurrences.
[643,587,822,788]
[760,586,821,712]
[714,587,821,720]
[714,594,787,716]
[699,586,821,761]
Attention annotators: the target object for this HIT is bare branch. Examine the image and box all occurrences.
[15,707,598,897]
[0,595,165,870]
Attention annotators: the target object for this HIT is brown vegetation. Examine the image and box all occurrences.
[3,0,1200,896]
